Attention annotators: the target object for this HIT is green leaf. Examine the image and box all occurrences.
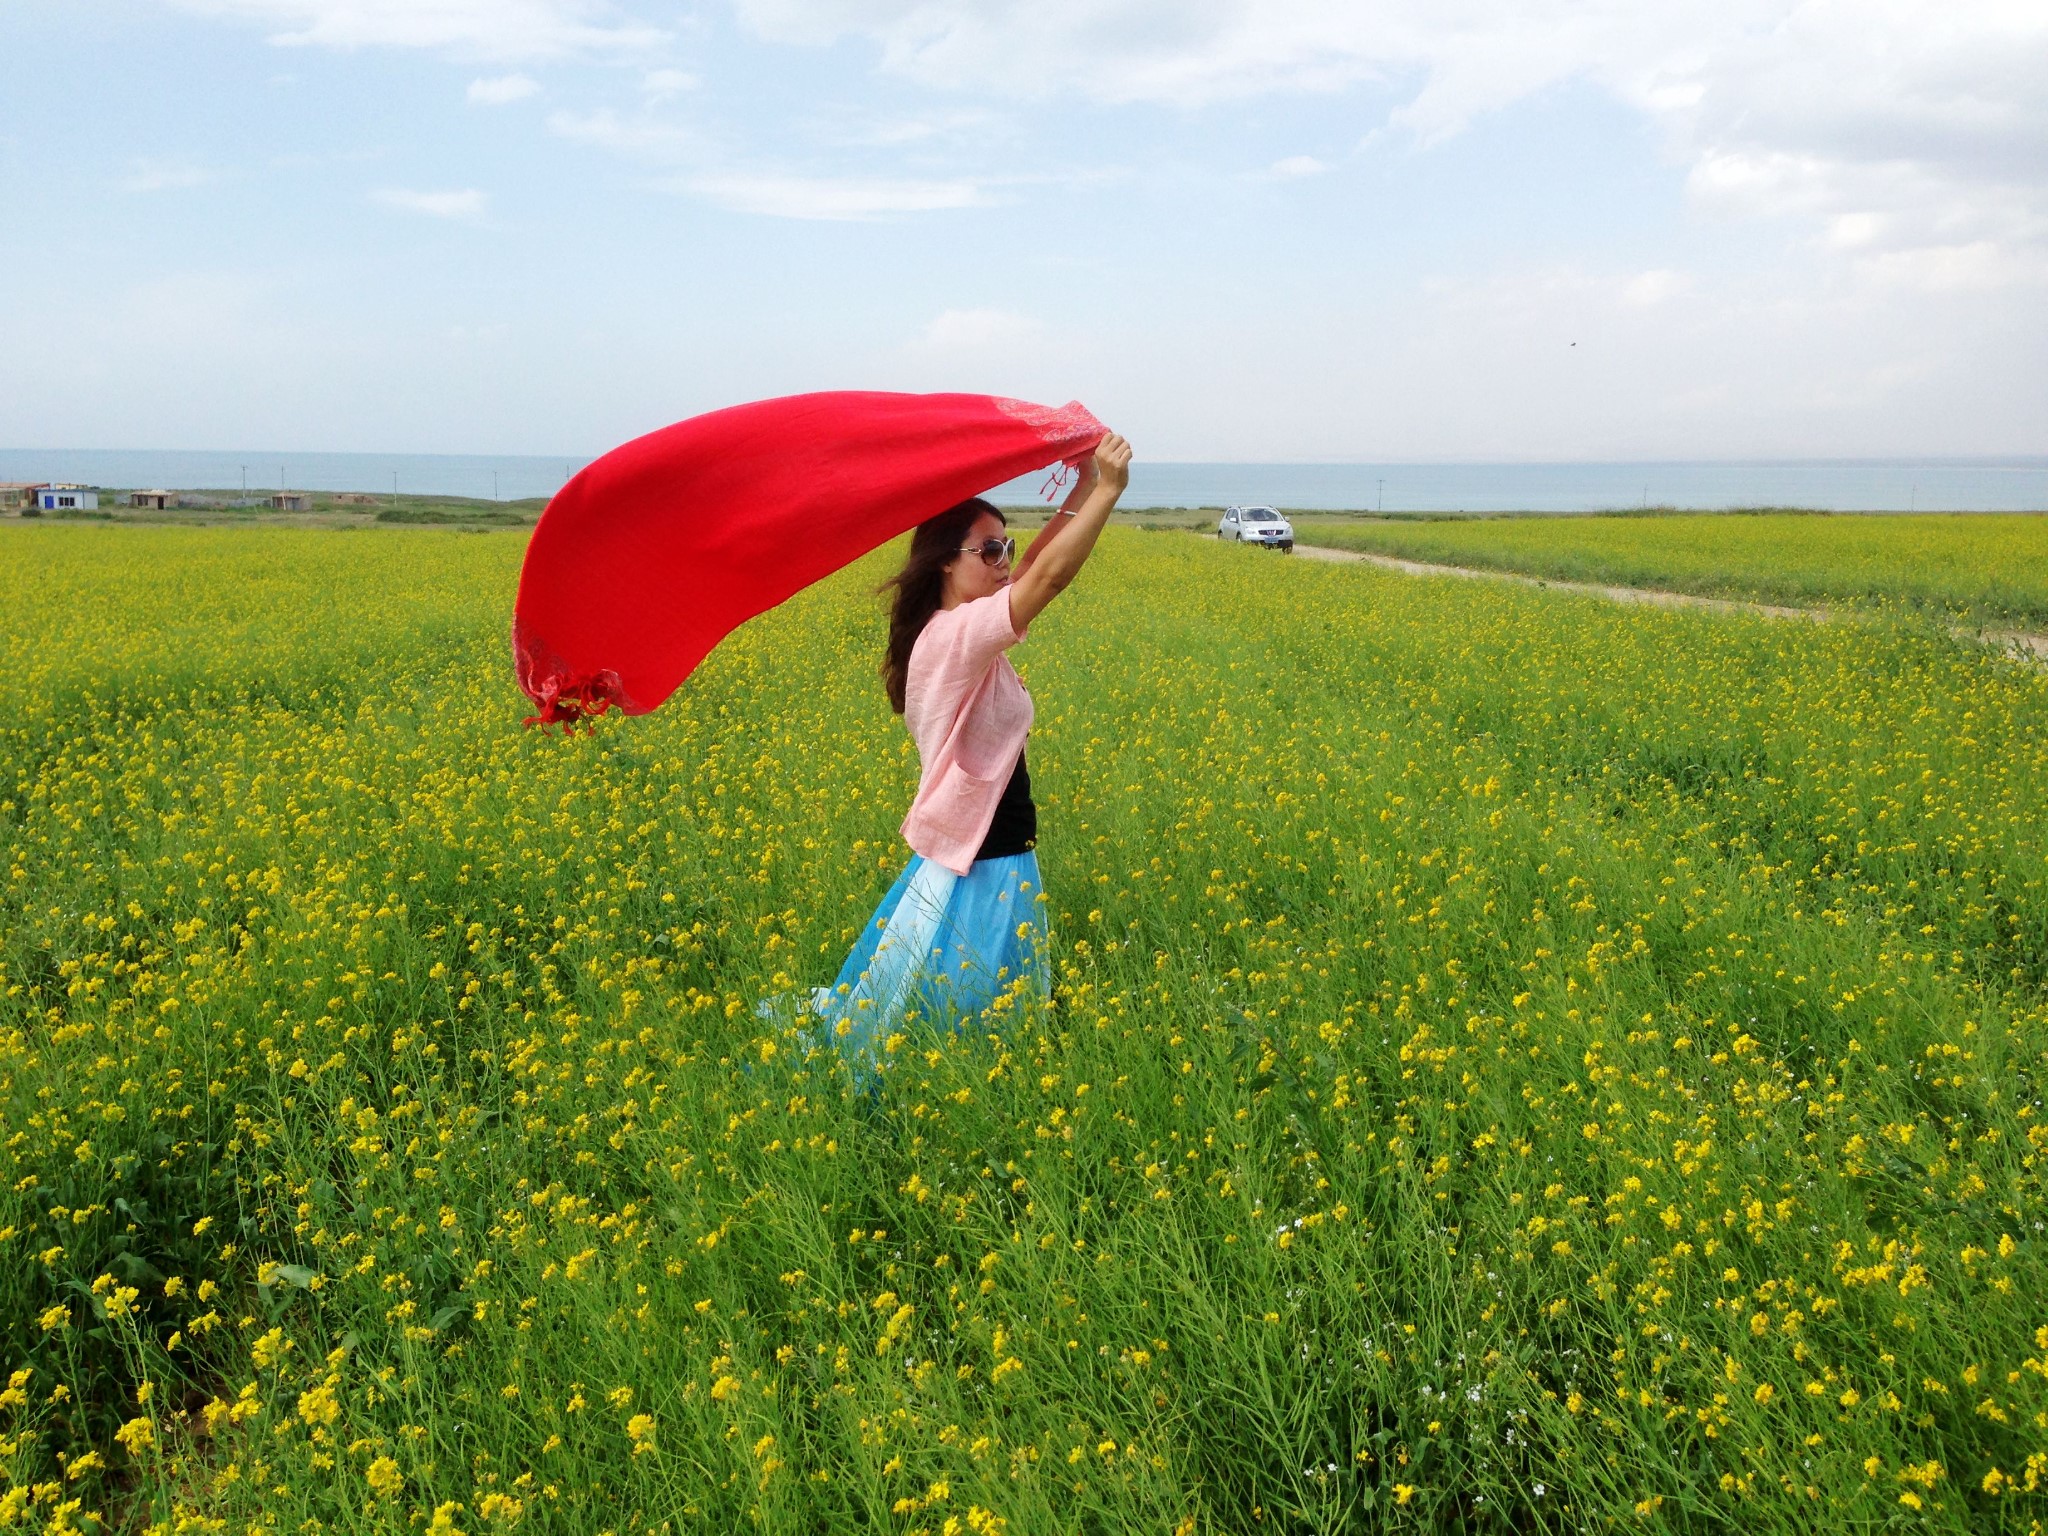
[64,1278,109,1322]
[111,1250,168,1285]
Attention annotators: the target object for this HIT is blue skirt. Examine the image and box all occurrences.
[810,850,1051,1069]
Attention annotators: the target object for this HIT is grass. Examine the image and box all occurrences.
[1289,513,2048,630]
[3,523,2047,1532]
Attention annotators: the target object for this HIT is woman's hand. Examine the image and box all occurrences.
[1093,433,1132,496]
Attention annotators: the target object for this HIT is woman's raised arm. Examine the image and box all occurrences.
[1008,433,1130,630]
[1012,459,1096,581]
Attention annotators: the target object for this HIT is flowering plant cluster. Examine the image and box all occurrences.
[1299,510,2048,628]
[0,523,2043,1532]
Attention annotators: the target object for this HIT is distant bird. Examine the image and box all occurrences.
[1570,341,1577,347]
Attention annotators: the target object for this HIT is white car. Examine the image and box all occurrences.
[1217,505,1294,550]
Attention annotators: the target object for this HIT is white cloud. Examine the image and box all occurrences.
[915,307,1043,349]
[169,3,2046,289]
[1687,143,2048,291]
[121,158,219,192]
[168,0,664,60]
[683,173,991,219]
[732,0,1386,105]
[833,108,1000,147]
[107,0,2048,459]
[1826,211,1888,250]
[1686,149,1840,220]
[1080,247,2045,460]
[1267,154,1326,179]
[372,186,489,218]
[468,71,540,103]
[642,67,697,99]
[1621,268,1692,307]
[545,90,1010,219]
[1852,241,2048,294]
[545,108,703,161]
[731,1,2048,287]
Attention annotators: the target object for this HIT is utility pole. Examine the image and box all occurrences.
[392,471,399,506]
[240,465,247,496]
[1378,478,1385,513]
[493,470,500,502]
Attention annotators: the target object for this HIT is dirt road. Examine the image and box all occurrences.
[1289,541,2048,663]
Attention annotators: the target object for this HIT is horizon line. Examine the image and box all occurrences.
[5,448,2046,469]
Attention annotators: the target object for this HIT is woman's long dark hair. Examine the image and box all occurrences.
[880,497,1004,714]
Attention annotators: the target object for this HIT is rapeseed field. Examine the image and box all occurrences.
[1292,513,2048,629]
[2,523,2046,1534]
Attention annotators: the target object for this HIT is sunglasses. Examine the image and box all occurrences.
[957,536,1016,567]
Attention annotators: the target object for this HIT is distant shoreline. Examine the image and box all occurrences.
[9,495,2048,535]
[3,449,2044,514]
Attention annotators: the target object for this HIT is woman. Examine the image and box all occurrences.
[810,431,1133,1067]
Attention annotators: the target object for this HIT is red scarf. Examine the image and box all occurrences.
[513,391,1106,726]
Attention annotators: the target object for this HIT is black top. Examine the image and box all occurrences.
[975,747,1038,861]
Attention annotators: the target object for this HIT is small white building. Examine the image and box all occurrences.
[129,489,175,510]
[38,485,98,511]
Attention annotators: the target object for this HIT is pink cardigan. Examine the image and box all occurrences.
[899,589,1034,874]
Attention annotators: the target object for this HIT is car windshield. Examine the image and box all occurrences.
[1245,509,1281,523]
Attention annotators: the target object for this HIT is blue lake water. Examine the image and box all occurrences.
[3,448,2043,514]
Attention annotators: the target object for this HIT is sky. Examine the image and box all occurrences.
[3,0,2044,462]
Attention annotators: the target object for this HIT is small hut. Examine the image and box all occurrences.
[129,489,175,510]
[268,492,313,511]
